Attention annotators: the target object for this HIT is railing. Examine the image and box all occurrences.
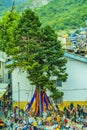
[64,52,87,63]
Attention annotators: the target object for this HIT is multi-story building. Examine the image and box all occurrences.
[0,51,9,100]
[11,68,35,109]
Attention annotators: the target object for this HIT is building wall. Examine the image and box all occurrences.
[12,58,87,103]
[12,68,35,104]
[0,52,8,83]
[12,56,87,108]
[12,68,51,109]
[62,58,87,101]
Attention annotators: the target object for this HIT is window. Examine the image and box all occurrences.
[8,72,11,79]
[0,61,1,68]
[56,80,62,87]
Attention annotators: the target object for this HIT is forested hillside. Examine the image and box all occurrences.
[0,0,28,16]
[15,0,51,13]
[0,0,12,16]
[35,0,87,30]
[0,0,87,30]
[0,0,12,8]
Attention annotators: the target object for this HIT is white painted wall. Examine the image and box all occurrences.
[12,57,87,102]
[0,52,8,83]
[62,58,87,101]
[12,68,35,102]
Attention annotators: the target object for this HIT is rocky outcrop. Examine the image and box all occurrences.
[29,0,51,8]
[0,0,52,15]
[28,0,51,8]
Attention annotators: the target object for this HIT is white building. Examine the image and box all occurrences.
[60,52,87,106]
[0,52,7,83]
[11,52,87,108]
[0,51,9,99]
[12,68,35,109]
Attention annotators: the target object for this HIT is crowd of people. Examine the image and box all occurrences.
[0,103,87,129]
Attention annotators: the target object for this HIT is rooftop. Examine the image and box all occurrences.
[64,52,87,63]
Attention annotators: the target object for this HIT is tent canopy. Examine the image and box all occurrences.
[0,90,7,98]
[0,83,8,98]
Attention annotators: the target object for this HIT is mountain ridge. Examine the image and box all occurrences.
[35,0,87,30]
[0,0,51,16]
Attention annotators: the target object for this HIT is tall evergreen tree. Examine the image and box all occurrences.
[11,9,67,100]
[38,25,67,100]
[0,9,67,103]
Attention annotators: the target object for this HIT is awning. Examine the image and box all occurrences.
[0,83,8,98]
[0,89,7,98]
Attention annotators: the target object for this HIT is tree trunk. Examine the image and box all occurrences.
[36,86,42,116]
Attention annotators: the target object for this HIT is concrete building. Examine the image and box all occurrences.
[11,51,87,108]
[59,52,87,106]
[0,51,9,99]
[0,52,7,83]
[12,68,35,109]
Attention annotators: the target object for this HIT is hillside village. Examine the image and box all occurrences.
[59,27,87,57]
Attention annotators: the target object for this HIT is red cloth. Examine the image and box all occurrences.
[64,118,68,124]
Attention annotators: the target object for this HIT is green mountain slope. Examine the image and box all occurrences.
[35,0,87,30]
[0,0,8,16]
[0,0,87,30]
[15,0,51,13]
[0,0,28,16]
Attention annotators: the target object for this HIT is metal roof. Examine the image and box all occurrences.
[64,52,87,63]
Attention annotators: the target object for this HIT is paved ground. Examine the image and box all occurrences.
[0,112,4,120]
[0,111,12,130]
[1,111,11,120]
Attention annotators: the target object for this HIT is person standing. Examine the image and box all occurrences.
[6,117,11,130]
[4,107,8,118]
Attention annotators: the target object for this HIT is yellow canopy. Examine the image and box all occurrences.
[0,90,7,98]
[0,83,8,98]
